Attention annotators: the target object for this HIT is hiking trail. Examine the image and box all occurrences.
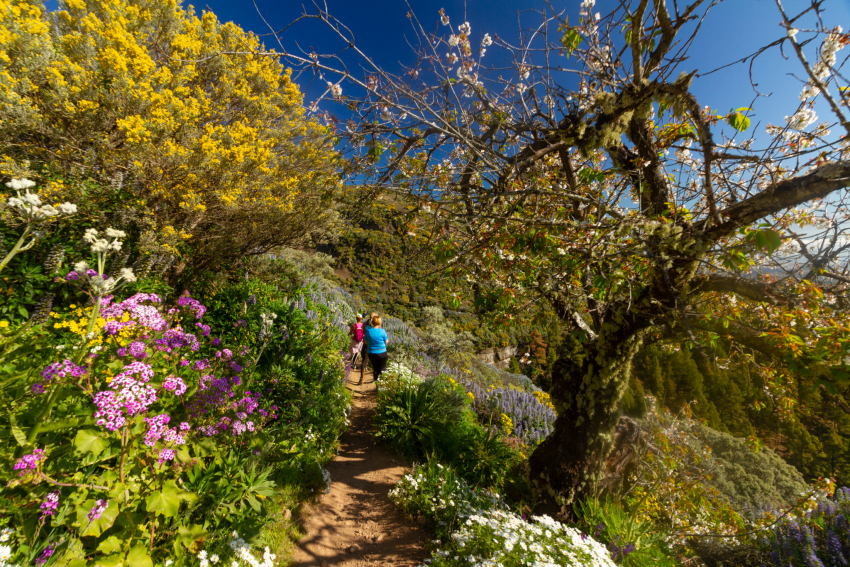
[293,370,428,567]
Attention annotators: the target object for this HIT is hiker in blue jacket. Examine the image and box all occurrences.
[364,315,389,382]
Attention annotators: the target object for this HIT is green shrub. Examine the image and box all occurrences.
[373,380,443,457]
[575,497,677,567]
[437,424,519,491]
[694,423,810,510]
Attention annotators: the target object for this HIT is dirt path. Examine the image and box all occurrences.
[293,370,429,567]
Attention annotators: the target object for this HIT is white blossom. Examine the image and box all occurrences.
[105,228,126,238]
[57,202,77,214]
[83,228,99,243]
[5,178,35,191]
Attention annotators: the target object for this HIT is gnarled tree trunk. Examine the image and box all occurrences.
[529,318,647,519]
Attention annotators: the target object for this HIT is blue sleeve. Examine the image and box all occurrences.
[382,329,388,343]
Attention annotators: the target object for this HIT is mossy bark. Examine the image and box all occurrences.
[528,321,646,519]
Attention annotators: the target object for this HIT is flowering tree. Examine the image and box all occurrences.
[256,0,850,515]
[0,0,339,274]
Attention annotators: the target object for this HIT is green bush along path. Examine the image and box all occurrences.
[295,370,428,567]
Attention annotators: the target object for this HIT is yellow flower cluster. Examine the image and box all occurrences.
[533,390,555,411]
[51,305,134,346]
[499,412,513,434]
[0,0,338,261]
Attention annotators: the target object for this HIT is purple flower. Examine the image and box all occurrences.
[87,500,108,521]
[65,271,79,281]
[211,337,221,347]
[32,382,45,394]
[177,294,207,319]
[40,491,60,519]
[14,448,46,477]
[41,359,87,381]
[35,544,54,566]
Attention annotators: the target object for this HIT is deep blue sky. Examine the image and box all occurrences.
[200,0,850,135]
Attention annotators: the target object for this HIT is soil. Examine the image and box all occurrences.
[293,370,429,567]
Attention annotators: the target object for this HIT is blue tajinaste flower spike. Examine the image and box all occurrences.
[828,531,848,566]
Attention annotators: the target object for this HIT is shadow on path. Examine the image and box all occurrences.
[293,371,428,567]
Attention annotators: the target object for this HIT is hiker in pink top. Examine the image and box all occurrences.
[348,314,366,370]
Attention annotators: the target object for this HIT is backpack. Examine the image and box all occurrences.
[354,323,364,342]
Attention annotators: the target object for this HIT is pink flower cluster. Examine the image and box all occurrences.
[100,293,166,334]
[41,359,87,381]
[116,341,147,359]
[162,375,187,396]
[93,362,157,431]
[177,295,207,319]
[158,448,175,465]
[14,448,45,477]
[143,414,189,447]
[40,491,59,519]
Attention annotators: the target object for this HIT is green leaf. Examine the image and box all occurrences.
[126,545,153,567]
[145,480,196,518]
[560,27,582,55]
[727,111,750,132]
[17,305,28,318]
[97,535,123,555]
[77,499,119,537]
[94,553,124,567]
[74,428,108,457]
[177,523,208,547]
[8,413,26,447]
[764,229,782,254]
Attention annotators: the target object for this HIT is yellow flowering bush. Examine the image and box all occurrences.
[0,0,338,269]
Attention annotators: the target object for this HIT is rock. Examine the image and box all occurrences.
[321,561,331,567]
[283,509,292,521]
[346,544,361,554]
[416,515,427,526]
[474,345,519,369]
[372,534,383,543]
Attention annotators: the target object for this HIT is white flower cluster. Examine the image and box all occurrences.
[326,81,342,98]
[4,178,77,222]
[0,528,15,567]
[198,549,220,566]
[259,312,277,337]
[389,465,506,530]
[796,26,845,100]
[74,227,136,295]
[227,532,276,567]
[84,227,125,254]
[434,510,617,567]
[786,107,818,130]
[378,361,424,390]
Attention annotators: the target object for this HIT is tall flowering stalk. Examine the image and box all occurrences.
[0,178,77,273]
[64,227,137,340]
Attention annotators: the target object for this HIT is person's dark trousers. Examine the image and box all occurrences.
[359,345,368,384]
[368,352,388,382]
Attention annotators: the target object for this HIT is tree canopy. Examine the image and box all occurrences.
[265,0,850,515]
